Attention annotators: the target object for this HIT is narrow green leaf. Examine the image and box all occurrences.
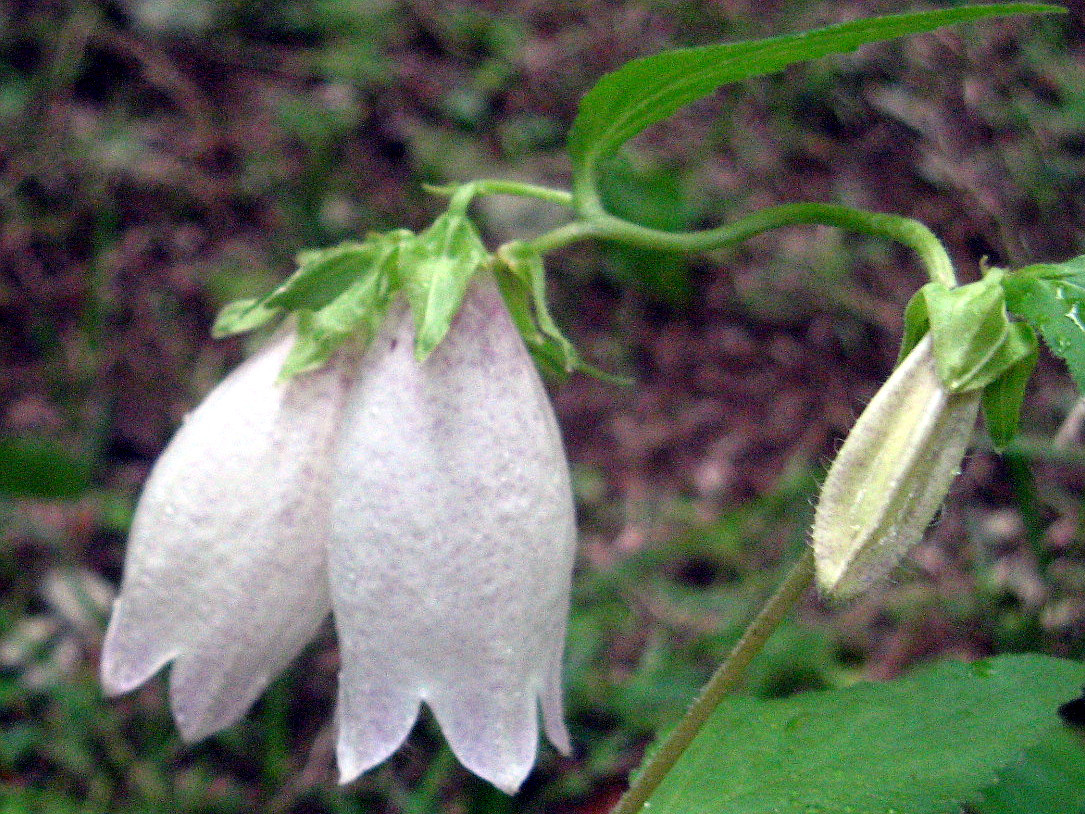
[1004,256,1085,395]
[568,4,1063,199]
[982,326,1039,451]
[645,654,1085,814]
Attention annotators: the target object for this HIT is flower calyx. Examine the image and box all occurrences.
[494,241,630,383]
[214,206,490,380]
[213,190,612,384]
[900,270,1038,449]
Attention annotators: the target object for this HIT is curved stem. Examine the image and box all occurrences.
[610,548,817,814]
[527,204,956,287]
[522,220,606,255]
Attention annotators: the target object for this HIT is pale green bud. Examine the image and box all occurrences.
[812,335,980,599]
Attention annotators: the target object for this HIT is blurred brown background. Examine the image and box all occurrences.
[2,2,1085,812]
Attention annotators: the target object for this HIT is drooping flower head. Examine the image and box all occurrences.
[101,205,586,793]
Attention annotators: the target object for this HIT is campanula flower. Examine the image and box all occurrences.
[100,274,576,793]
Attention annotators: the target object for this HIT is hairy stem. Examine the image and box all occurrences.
[610,548,817,814]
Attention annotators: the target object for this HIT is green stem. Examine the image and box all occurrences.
[522,220,604,255]
[431,180,955,288]
[527,204,956,287]
[425,179,575,208]
[611,548,817,814]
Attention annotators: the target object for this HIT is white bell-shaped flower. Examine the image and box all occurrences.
[100,274,577,793]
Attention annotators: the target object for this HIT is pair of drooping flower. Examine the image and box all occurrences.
[100,217,578,793]
[101,207,1027,791]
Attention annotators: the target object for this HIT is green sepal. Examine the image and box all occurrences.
[1003,254,1085,395]
[496,241,631,384]
[896,286,931,366]
[399,211,489,362]
[279,258,398,380]
[211,230,413,340]
[922,273,1034,393]
[268,237,408,311]
[212,297,281,338]
[981,324,1039,451]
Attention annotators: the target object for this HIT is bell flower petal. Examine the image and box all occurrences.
[328,274,576,793]
[100,332,348,740]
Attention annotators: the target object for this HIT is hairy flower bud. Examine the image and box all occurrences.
[101,275,576,793]
[812,335,980,599]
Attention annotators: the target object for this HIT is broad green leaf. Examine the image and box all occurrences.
[399,211,489,360]
[645,654,1085,814]
[981,326,1038,451]
[598,156,693,305]
[923,274,1034,393]
[568,4,1063,200]
[968,726,1085,814]
[1004,255,1085,395]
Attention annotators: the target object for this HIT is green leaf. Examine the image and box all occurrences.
[982,326,1038,452]
[968,726,1085,814]
[598,155,693,305]
[1003,255,1085,395]
[645,654,1085,814]
[923,274,1034,393]
[568,4,1063,200]
[399,211,489,361]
